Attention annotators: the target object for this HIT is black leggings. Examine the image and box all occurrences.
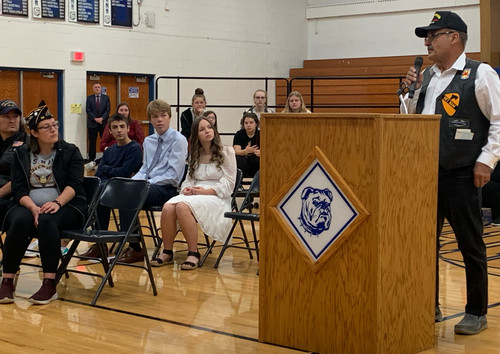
[2,204,84,274]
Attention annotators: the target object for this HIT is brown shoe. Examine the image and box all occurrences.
[79,244,108,259]
[0,278,15,304]
[117,247,144,263]
[29,279,58,305]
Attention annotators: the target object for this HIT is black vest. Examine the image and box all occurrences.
[416,59,490,170]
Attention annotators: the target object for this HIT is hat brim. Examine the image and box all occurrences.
[0,107,22,116]
[415,24,445,38]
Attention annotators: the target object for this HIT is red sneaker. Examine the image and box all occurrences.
[0,278,15,304]
[29,279,58,305]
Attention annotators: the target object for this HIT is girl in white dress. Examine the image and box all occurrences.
[151,117,236,270]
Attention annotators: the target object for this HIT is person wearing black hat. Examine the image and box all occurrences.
[0,101,87,305]
[0,99,29,223]
[401,11,500,335]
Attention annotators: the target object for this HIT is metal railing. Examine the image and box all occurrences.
[155,76,288,136]
[289,75,404,112]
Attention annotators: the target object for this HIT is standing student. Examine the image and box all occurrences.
[86,82,111,163]
[402,11,500,335]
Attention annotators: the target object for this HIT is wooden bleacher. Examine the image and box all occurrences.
[276,53,481,113]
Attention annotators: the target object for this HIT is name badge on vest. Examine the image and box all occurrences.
[449,118,473,140]
[455,128,474,141]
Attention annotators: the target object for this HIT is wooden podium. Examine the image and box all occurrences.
[259,113,440,353]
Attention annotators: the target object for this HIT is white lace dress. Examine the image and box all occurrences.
[165,146,237,242]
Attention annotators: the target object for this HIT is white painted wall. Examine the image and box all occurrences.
[0,1,485,152]
[307,1,481,59]
[0,0,308,150]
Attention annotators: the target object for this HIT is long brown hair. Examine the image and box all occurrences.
[116,102,134,122]
[188,117,224,178]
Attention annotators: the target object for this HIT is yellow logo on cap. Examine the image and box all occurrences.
[442,93,460,116]
[432,12,441,22]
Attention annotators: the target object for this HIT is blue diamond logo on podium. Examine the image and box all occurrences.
[269,147,369,270]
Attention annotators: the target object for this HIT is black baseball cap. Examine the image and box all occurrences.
[0,99,22,115]
[415,11,467,38]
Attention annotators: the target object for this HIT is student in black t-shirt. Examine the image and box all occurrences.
[232,112,260,178]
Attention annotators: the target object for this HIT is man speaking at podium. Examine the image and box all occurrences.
[401,11,500,335]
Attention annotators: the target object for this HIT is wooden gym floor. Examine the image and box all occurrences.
[0,213,499,353]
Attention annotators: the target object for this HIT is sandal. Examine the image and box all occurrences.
[151,249,174,267]
[181,251,200,270]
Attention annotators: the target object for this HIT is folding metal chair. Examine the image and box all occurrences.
[199,169,255,268]
[55,177,156,306]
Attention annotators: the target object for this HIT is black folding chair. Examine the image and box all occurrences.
[56,177,156,306]
[211,170,259,269]
[199,169,251,267]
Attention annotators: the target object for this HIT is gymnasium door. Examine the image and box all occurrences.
[0,69,61,130]
[23,71,58,120]
[86,73,153,154]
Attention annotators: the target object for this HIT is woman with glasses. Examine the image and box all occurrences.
[202,110,218,130]
[245,89,273,119]
[0,101,86,305]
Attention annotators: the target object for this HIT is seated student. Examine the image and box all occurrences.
[0,101,86,305]
[86,102,145,171]
[180,88,206,142]
[116,99,188,263]
[151,117,236,269]
[281,91,311,113]
[79,113,143,258]
[99,102,145,151]
[483,164,500,226]
[0,100,29,224]
[202,110,218,131]
[233,112,260,178]
[245,89,273,119]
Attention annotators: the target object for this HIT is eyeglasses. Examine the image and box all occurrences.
[37,122,59,131]
[254,96,266,100]
[425,31,456,42]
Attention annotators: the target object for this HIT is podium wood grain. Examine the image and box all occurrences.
[259,113,440,353]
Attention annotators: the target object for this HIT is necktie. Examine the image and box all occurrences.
[145,137,163,180]
[96,95,100,110]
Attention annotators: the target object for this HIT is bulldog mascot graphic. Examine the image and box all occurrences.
[298,186,333,236]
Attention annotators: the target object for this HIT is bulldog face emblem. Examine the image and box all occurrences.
[299,187,333,236]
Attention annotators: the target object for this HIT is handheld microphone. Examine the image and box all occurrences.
[408,56,423,99]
